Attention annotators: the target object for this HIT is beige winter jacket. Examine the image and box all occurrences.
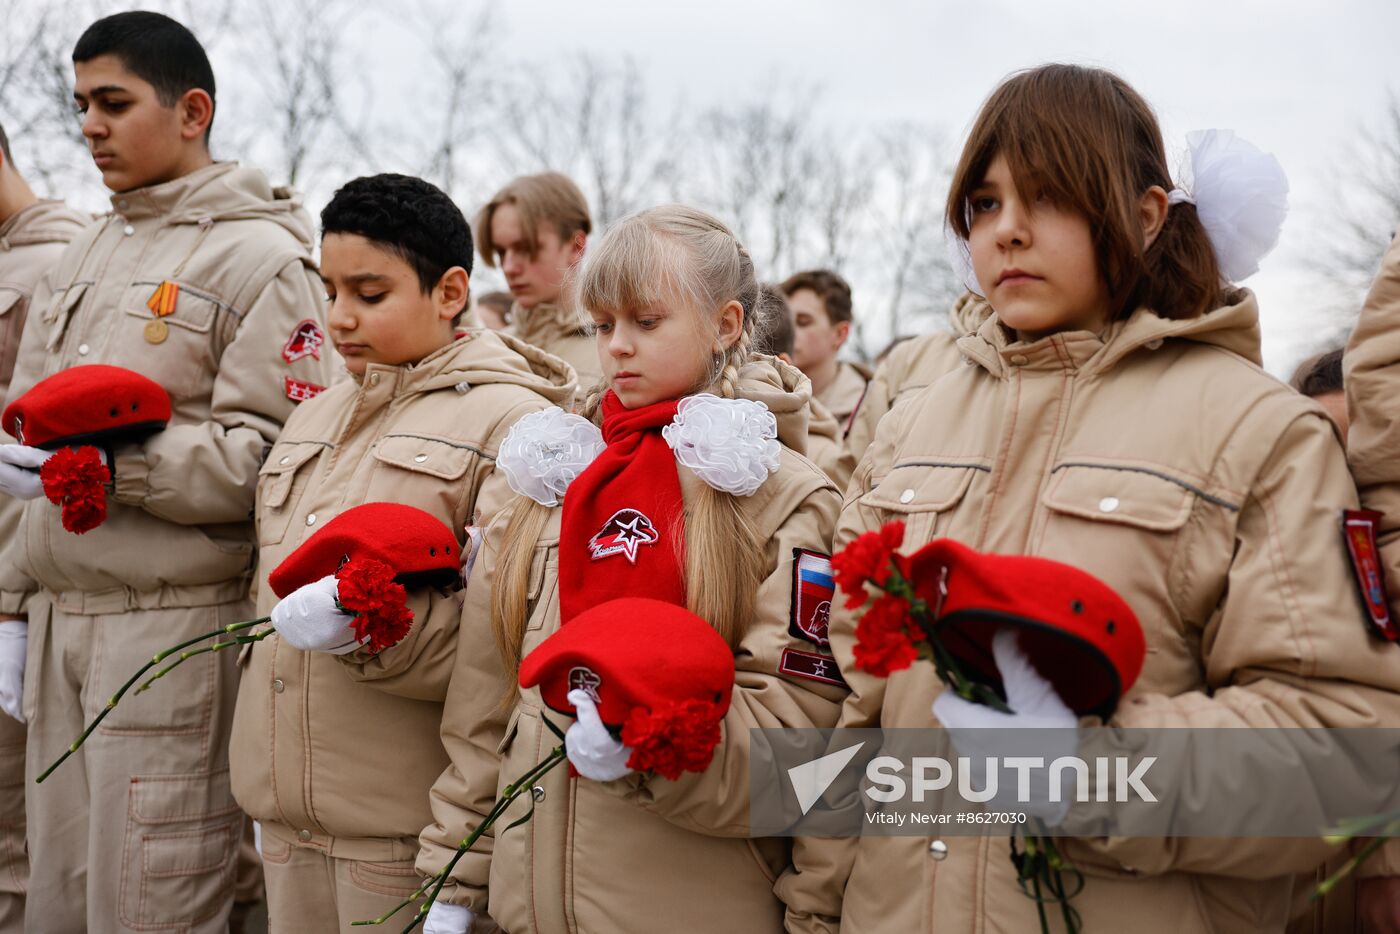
[0,199,90,404]
[778,292,1400,933]
[231,332,574,860]
[0,162,334,614]
[842,293,990,462]
[417,357,847,932]
[509,300,600,394]
[815,360,870,434]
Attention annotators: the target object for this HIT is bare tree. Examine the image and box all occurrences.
[493,55,683,226]
[1310,90,1400,322]
[408,0,497,200]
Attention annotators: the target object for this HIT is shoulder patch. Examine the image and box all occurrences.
[282,319,326,363]
[779,647,847,688]
[284,376,325,403]
[1342,509,1397,641]
[789,548,835,646]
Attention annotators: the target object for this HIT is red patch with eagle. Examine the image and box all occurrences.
[284,376,325,403]
[1342,509,1397,641]
[282,319,326,363]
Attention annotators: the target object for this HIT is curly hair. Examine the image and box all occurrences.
[321,174,474,294]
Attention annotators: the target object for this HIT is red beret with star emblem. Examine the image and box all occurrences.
[2,364,171,449]
[268,502,462,598]
[908,538,1146,720]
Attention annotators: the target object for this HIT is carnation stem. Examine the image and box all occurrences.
[132,631,271,694]
[1312,816,1400,899]
[34,616,271,784]
[352,742,570,930]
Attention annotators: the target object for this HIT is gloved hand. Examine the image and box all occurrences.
[565,688,634,781]
[0,620,27,723]
[423,900,475,934]
[933,628,1078,823]
[270,575,364,654]
[0,444,52,500]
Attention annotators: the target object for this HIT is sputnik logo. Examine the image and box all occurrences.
[588,508,659,563]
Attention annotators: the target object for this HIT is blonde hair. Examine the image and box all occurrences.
[492,204,767,674]
[475,172,593,268]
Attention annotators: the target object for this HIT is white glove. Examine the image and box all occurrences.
[0,620,27,723]
[0,445,52,500]
[565,689,634,781]
[270,575,364,654]
[933,628,1078,823]
[423,901,475,934]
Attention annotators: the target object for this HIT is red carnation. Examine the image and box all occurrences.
[39,446,111,534]
[334,557,414,654]
[852,593,920,676]
[832,521,905,608]
[621,698,724,781]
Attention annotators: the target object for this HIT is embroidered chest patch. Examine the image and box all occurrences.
[588,508,659,563]
[789,548,835,647]
[569,666,602,703]
[282,319,326,363]
[1342,509,1397,641]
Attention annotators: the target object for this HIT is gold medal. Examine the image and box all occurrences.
[144,319,169,344]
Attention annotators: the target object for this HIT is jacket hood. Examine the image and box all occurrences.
[958,289,1262,378]
[948,291,994,337]
[0,200,90,247]
[114,161,316,251]
[734,353,819,454]
[356,330,577,408]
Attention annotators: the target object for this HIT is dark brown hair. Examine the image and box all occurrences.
[780,268,854,325]
[946,64,1227,321]
[1291,347,1344,397]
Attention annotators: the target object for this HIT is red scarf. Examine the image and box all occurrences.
[558,392,687,623]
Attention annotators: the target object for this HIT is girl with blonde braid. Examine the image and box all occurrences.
[416,205,848,934]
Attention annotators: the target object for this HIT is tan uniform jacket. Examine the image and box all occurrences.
[778,293,1400,933]
[842,293,990,462]
[0,199,90,404]
[0,162,334,614]
[417,358,847,932]
[509,300,601,394]
[231,332,574,859]
[814,360,870,434]
[755,353,856,492]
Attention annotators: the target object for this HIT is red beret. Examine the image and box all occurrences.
[906,539,1145,720]
[268,502,461,598]
[518,597,735,728]
[3,365,171,449]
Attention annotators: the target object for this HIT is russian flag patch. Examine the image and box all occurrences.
[790,548,835,647]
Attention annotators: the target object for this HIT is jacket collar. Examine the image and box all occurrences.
[511,300,588,348]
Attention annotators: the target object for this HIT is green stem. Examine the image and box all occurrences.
[351,745,569,930]
[132,631,270,694]
[34,616,270,784]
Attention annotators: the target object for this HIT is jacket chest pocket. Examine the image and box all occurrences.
[860,463,983,549]
[120,280,223,399]
[368,435,477,514]
[256,442,324,546]
[41,281,88,353]
[1038,463,1199,598]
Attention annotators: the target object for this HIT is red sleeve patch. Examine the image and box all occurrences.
[1342,509,1397,641]
[284,376,325,403]
[282,319,326,363]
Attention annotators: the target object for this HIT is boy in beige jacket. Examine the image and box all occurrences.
[230,174,574,932]
[0,13,332,933]
[0,120,89,934]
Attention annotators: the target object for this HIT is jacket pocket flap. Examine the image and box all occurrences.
[1043,464,1195,531]
[123,280,219,333]
[496,706,522,754]
[258,442,322,508]
[862,463,982,514]
[0,288,23,317]
[373,435,473,481]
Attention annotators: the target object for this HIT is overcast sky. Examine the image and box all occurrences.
[475,0,1399,374]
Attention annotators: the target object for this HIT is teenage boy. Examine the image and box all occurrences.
[475,172,598,387]
[230,173,573,931]
[780,269,870,432]
[0,12,332,932]
[0,121,89,934]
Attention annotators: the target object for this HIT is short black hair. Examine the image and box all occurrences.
[753,284,795,357]
[73,12,216,140]
[321,174,474,295]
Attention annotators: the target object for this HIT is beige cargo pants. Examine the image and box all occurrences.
[23,592,247,934]
[0,711,24,934]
